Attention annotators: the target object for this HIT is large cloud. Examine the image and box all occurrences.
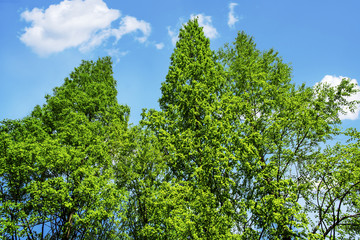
[319,75,360,120]
[20,0,151,56]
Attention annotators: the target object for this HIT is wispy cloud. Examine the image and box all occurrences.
[191,14,218,39]
[105,48,129,63]
[167,14,217,47]
[318,75,360,120]
[228,3,239,28]
[20,0,151,56]
[155,42,164,50]
[167,26,179,46]
[112,16,151,44]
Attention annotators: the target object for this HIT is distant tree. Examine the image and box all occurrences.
[0,57,129,239]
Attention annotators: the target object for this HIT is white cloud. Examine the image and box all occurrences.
[155,42,164,50]
[319,75,360,120]
[112,16,151,43]
[105,48,128,63]
[228,3,239,28]
[167,26,179,46]
[167,14,217,47]
[20,0,151,56]
[190,14,218,39]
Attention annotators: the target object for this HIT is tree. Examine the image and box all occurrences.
[143,18,237,239]
[1,20,359,240]
[113,125,165,239]
[307,128,360,239]
[216,31,360,239]
[0,57,129,239]
[143,21,360,239]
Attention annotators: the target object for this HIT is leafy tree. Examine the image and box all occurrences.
[143,20,360,239]
[0,57,129,239]
[217,31,359,239]
[307,128,360,239]
[114,125,165,239]
[143,18,237,239]
[1,19,359,240]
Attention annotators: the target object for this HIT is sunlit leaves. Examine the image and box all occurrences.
[0,57,129,239]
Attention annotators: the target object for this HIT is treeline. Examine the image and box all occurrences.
[1,19,359,239]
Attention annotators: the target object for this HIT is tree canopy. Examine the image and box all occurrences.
[0,57,130,239]
[1,19,359,239]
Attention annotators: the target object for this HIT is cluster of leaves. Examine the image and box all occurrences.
[1,19,359,239]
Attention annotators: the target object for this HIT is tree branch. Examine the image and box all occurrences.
[323,212,360,237]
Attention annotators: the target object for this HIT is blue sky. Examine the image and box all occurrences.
[1,0,359,130]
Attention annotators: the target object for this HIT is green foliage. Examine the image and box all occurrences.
[143,19,237,238]
[305,128,360,239]
[143,19,360,239]
[215,30,359,239]
[113,125,166,239]
[0,57,129,239]
[1,19,359,240]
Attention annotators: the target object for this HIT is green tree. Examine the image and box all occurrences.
[143,18,238,239]
[114,125,166,239]
[217,31,360,239]
[306,128,360,239]
[1,21,359,240]
[0,57,129,239]
[143,20,360,239]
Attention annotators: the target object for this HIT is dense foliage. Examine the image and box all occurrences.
[1,19,359,239]
[0,57,130,239]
